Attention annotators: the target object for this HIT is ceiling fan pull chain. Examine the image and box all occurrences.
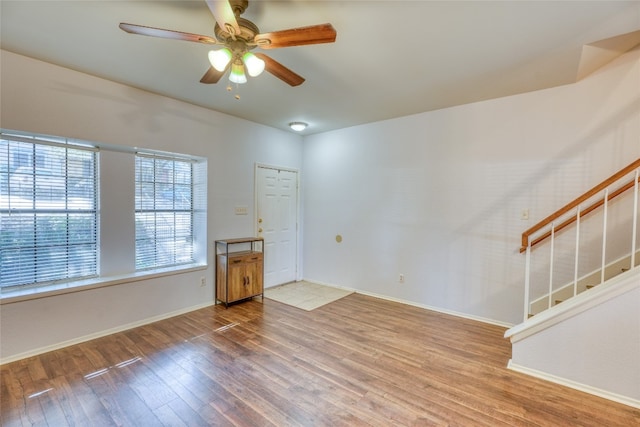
[226,84,241,100]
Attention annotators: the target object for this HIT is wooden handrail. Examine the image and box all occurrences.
[520,158,640,252]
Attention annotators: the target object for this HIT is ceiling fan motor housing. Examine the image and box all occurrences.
[215,17,259,44]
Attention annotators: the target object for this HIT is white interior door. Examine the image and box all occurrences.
[256,166,298,287]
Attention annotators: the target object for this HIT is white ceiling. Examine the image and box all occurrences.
[2,1,639,135]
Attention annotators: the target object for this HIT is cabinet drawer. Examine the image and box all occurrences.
[228,252,263,264]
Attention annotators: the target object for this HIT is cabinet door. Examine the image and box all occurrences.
[245,260,263,296]
[227,259,248,302]
[216,254,228,302]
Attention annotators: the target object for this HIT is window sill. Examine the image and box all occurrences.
[0,264,208,305]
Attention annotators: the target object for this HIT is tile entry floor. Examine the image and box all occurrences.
[264,281,353,311]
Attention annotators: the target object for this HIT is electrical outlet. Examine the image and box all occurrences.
[200,276,206,287]
[399,273,404,283]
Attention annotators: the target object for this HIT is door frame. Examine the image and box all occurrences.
[254,163,302,284]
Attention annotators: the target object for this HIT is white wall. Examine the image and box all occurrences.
[0,50,303,361]
[302,48,640,325]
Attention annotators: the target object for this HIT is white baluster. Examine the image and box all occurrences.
[548,223,555,309]
[573,206,581,297]
[524,244,531,322]
[632,170,638,270]
[601,189,609,284]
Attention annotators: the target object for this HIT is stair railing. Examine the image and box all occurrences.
[521,158,640,322]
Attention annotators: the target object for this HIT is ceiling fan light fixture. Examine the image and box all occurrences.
[289,122,308,132]
[229,62,247,84]
[208,48,232,71]
[120,2,337,88]
[242,52,265,77]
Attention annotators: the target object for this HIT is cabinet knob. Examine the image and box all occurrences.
[258,228,263,233]
[258,218,263,223]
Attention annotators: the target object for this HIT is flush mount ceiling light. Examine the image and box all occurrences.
[289,122,308,132]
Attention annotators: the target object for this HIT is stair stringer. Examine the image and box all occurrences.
[505,267,640,408]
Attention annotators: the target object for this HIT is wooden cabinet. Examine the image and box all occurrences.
[215,237,264,307]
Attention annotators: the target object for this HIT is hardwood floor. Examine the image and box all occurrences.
[2,293,639,426]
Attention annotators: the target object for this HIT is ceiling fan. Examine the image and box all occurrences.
[119,0,336,87]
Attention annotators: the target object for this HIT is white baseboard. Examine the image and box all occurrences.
[0,301,215,365]
[302,278,514,328]
[507,359,640,409]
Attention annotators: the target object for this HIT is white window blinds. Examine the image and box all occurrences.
[0,136,98,288]
[135,154,195,270]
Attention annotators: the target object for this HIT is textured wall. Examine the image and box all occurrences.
[302,49,640,325]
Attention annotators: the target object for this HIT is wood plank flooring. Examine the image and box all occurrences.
[2,293,639,426]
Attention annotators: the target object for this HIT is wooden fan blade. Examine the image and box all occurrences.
[254,23,336,49]
[200,65,227,84]
[255,53,305,87]
[205,0,241,36]
[119,23,218,44]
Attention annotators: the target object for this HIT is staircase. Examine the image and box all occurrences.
[520,158,640,320]
[504,158,640,408]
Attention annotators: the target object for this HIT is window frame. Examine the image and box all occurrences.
[135,153,196,271]
[0,130,208,302]
[0,133,99,290]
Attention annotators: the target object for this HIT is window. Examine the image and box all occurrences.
[135,154,195,270]
[0,129,207,298]
[0,135,98,289]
